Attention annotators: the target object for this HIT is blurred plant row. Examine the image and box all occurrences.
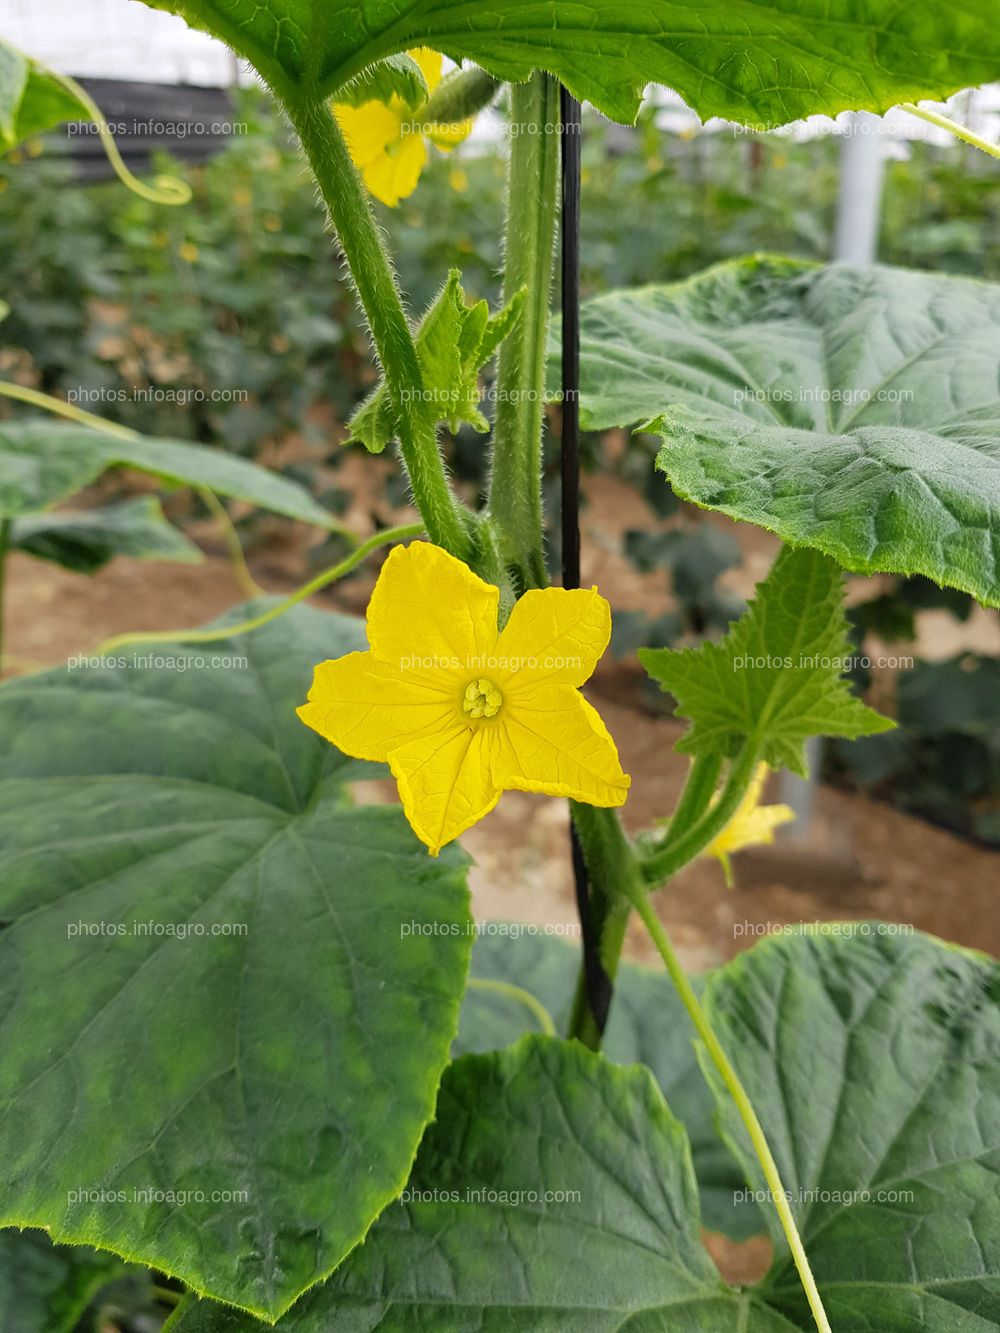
[1,87,996,842]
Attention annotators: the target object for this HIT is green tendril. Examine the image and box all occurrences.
[51,69,193,205]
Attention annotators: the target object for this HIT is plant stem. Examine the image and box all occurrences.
[0,517,11,677]
[487,73,561,590]
[667,753,724,837]
[627,886,832,1333]
[196,487,262,598]
[466,977,556,1037]
[96,521,423,655]
[900,102,1000,160]
[642,745,759,884]
[282,97,471,559]
[566,802,642,1049]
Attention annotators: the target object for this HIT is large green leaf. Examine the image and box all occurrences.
[166,929,1000,1332]
[0,1228,136,1333]
[0,41,83,151]
[11,497,202,573]
[0,419,333,527]
[169,1037,776,1331]
[0,603,472,1321]
[139,0,1000,126]
[574,258,1000,607]
[703,927,1000,1329]
[457,928,763,1239]
[640,545,893,775]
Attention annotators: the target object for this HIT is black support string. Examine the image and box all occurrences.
[561,85,612,1038]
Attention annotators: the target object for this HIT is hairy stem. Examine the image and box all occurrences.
[628,887,832,1333]
[566,803,642,1049]
[283,96,471,559]
[487,73,560,590]
[900,102,1000,160]
[642,745,759,884]
[96,522,423,655]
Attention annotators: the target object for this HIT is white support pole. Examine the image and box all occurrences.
[781,111,886,834]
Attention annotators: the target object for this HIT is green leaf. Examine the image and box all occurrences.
[334,52,429,109]
[169,1037,771,1332]
[349,270,523,454]
[640,545,893,775]
[0,41,85,150]
[573,258,1000,607]
[0,419,333,527]
[457,928,763,1239]
[0,42,27,145]
[0,602,472,1321]
[138,0,1000,128]
[0,1229,136,1333]
[702,926,1000,1329]
[11,497,202,573]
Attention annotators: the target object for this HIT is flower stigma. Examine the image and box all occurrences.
[463,678,503,719]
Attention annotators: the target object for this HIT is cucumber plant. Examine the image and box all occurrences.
[1,5,1000,1332]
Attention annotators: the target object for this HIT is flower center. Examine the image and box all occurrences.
[462,677,503,720]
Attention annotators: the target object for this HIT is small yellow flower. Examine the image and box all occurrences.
[298,541,630,855]
[178,241,199,263]
[333,49,471,208]
[705,764,795,886]
[448,166,469,194]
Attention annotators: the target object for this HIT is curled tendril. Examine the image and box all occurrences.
[51,69,193,205]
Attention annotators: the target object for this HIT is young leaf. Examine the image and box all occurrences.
[349,270,523,454]
[571,258,1000,607]
[0,419,332,528]
[702,927,1000,1330]
[11,497,202,574]
[334,52,428,110]
[0,604,472,1321]
[639,546,893,775]
[137,0,1000,129]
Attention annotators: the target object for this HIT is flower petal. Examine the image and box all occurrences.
[426,118,473,150]
[367,542,499,677]
[333,99,403,170]
[705,763,795,886]
[492,685,630,807]
[408,48,444,95]
[297,651,454,761]
[362,130,427,207]
[389,724,500,855]
[496,586,611,689]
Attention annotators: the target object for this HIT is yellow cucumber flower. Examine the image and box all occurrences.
[705,763,795,887]
[298,541,630,855]
[333,49,471,208]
